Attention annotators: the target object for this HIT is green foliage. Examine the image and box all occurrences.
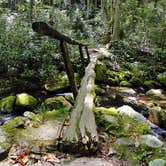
[3,116,24,134]
[0,17,58,84]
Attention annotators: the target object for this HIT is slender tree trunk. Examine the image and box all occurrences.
[112,0,120,41]
[30,0,37,20]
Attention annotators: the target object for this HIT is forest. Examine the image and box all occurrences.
[0,0,166,165]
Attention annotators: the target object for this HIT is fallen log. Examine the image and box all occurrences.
[58,51,99,153]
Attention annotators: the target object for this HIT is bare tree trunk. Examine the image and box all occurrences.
[112,0,120,41]
[30,0,37,20]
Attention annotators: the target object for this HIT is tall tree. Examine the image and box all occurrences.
[112,0,120,41]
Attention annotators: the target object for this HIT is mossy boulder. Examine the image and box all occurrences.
[117,105,147,122]
[146,89,163,99]
[120,81,132,87]
[129,76,142,86]
[140,135,163,149]
[157,72,166,86]
[15,93,37,107]
[144,80,156,89]
[95,107,118,116]
[95,106,150,136]
[95,63,107,82]
[106,70,119,85]
[0,96,16,113]
[44,72,69,91]
[43,96,72,111]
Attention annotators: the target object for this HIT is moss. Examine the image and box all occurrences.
[95,106,150,137]
[95,107,118,116]
[95,85,105,95]
[108,77,119,85]
[106,70,118,78]
[44,108,68,120]
[95,63,107,82]
[16,93,37,107]
[143,80,155,89]
[120,81,132,87]
[118,71,133,81]
[44,72,69,91]
[0,96,15,113]
[157,72,166,86]
[43,96,72,111]
[3,116,24,134]
[129,77,142,86]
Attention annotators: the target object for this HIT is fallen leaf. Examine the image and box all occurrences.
[66,154,71,161]
[22,156,29,164]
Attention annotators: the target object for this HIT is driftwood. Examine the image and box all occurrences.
[59,52,99,153]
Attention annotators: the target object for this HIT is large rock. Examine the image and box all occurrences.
[146,89,163,99]
[95,106,150,136]
[0,128,11,160]
[140,135,163,149]
[15,120,61,153]
[117,105,147,122]
[157,72,166,86]
[15,93,37,107]
[0,96,16,113]
[43,96,72,111]
[118,87,136,96]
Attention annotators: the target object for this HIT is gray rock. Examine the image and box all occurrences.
[146,89,163,99]
[141,135,163,149]
[114,137,135,146]
[119,87,136,96]
[117,105,147,122]
[14,120,61,153]
[149,159,166,166]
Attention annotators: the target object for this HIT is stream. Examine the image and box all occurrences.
[96,85,166,140]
